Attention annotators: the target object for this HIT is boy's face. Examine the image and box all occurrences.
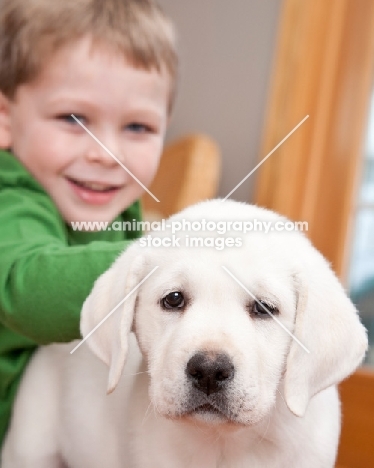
[2,37,170,224]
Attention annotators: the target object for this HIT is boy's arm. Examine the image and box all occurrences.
[0,189,138,344]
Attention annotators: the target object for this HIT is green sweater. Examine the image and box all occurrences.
[0,149,142,446]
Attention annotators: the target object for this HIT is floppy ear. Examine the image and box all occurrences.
[80,243,146,394]
[284,245,368,417]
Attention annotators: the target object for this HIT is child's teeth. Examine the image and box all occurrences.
[69,177,117,191]
[88,183,104,190]
[82,182,110,191]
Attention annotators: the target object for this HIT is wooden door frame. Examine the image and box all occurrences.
[255,0,374,279]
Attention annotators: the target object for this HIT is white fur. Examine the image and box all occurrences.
[1,200,367,468]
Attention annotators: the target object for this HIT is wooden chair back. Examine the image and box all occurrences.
[336,368,374,467]
[142,133,221,219]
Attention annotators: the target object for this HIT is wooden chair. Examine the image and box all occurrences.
[142,133,221,219]
[336,368,374,468]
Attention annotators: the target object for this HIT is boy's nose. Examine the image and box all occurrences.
[84,132,122,167]
[85,144,119,167]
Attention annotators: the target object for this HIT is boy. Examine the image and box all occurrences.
[0,0,178,447]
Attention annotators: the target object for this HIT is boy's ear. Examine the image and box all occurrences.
[0,92,12,149]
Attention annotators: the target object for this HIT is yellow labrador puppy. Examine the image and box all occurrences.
[2,200,367,468]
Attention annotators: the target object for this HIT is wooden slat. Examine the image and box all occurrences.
[142,134,221,219]
[336,369,374,467]
[255,0,374,279]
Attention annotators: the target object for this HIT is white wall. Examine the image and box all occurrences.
[157,0,281,202]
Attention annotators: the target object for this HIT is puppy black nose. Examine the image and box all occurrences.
[186,352,234,396]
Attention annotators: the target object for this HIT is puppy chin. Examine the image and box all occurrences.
[188,402,273,428]
[174,411,247,433]
[187,411,243,428]
[163,403,252,430]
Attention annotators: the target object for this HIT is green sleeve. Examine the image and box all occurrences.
[0,189,134,344]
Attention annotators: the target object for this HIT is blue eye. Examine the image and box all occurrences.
[58,114,86,125]
[126,122,152,133]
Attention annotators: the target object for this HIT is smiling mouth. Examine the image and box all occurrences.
[67,177,121,193]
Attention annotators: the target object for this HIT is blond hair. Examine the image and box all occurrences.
[0,0,178,108]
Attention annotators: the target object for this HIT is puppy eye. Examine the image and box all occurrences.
[161,291,185,310]
[251,300,279,318]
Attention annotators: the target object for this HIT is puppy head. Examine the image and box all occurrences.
[80,200,367,423]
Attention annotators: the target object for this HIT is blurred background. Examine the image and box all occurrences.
[152,1,374,466]
[157,0,281,202]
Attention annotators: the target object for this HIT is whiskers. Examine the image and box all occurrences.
[141,397,163,429]
[141,400,153,428]
[247,376,288,448]
[255,409,272,447]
